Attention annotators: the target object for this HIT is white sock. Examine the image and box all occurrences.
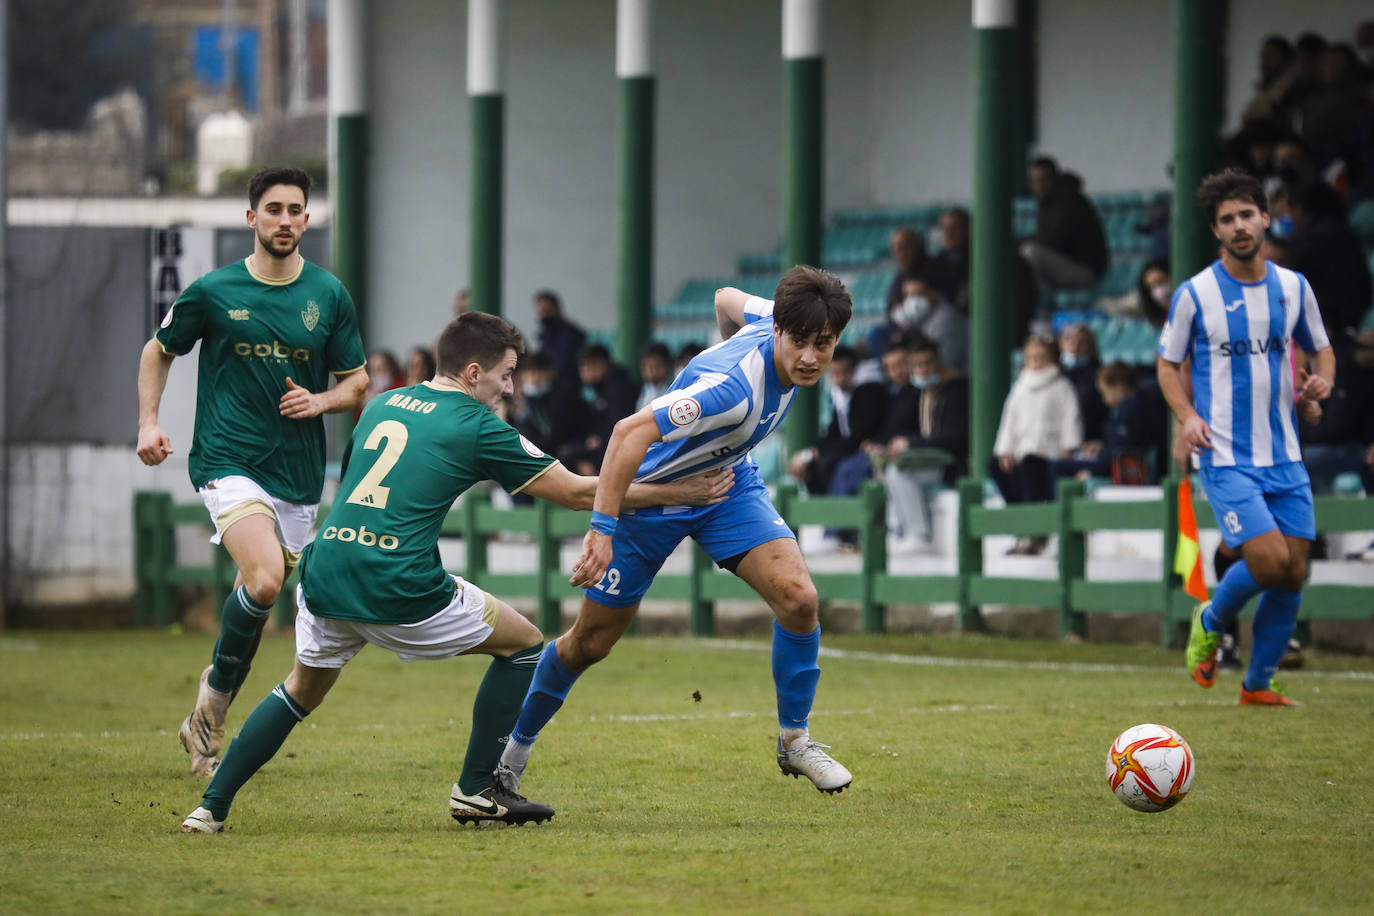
[499,736,532,776]
[779,727,809,750]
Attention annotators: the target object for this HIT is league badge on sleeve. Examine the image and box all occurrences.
[668,397,701,427]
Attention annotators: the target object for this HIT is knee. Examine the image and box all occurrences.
[243,568,285,607]
[772,581,820,631]
[560,629,618,671]
[1281,558,1308,592]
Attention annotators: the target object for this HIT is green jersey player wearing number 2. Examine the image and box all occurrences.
[179,312,734,832]
[136,167,369,778]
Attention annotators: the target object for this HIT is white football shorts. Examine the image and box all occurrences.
[198,475,318,568]
[293,575,498,668]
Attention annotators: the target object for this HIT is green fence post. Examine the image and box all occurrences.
[134,491,174,625]
[1056,478,1087,638]
[1161,473,1183,646]
[210,544,236,622]
[464,490,488,583]
[859,478,886,633]
[689,543,714,636]
[955,477,985,631]
[535,499,561,635]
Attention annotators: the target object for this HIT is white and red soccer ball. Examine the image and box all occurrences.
[1106,723,1195,813]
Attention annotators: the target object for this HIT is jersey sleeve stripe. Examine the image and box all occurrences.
[507,458,559,495]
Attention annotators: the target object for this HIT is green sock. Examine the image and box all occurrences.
[203,683,308,822]
[458,643,542,795]
[209,586,272,694]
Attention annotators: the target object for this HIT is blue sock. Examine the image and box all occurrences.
[1244,587,1301,692]
[509,644,580,746]
[1205,559,1261,633]
[772,621,820,731]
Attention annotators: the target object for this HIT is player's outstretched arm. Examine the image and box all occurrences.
[522,462,733,512]
[279,367,370,420]
[569,408,664,588]
[715,286,751,340]
[136,338,176,466]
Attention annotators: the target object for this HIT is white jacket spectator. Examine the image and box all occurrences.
[994,364,1083,460]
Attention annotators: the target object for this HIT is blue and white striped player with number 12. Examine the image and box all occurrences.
[1157,169,1334,707]
[497,265,857,801]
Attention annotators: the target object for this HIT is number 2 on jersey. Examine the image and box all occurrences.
[345,419,409,509]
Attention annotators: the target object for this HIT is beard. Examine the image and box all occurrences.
[1222,235,1260,262]
[259,229,301,259]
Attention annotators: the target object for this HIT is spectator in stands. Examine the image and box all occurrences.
[675,342,705,375]
[635,341,675,412]
[1358,20,1374,74]
[1049,361,1166,484]
[888,274,969,374]
[879,338,969,553]
[1287,181,1373,332]
[929,207,971,312]
[1019,156,1109,302]
[405,345,436,386]
[1300,43,1368,181]
[1104,258,1172,326]
[509,351,580,459]
[885,226,928,308]
[989,334,1083,554]
[788,345,888,497]
[1299,320,1370,491]
[533,289,586,388]
[1282,33,1331,129]
[1058,322,1107,445]
[1240,35,1300,126]
[355,349,404,420]
[558,343,637,474]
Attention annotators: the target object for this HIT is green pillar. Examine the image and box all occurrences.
[615,0,655,381]
[782,0,823,455]
[468,0,504,316]
[328,0,367,446]
[1171,0,1227,284]
[970,0,1019,478]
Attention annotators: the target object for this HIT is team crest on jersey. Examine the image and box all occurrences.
[518,435,545,458]
[301,300,320,331]
[668,397,701,427]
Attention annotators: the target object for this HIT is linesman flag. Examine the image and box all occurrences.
[1174,478,1208,602]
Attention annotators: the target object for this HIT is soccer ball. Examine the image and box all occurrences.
[1105,723,1195,813]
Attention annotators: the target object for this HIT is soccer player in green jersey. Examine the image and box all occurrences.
[179,312,732,832]
[136,167,369,777]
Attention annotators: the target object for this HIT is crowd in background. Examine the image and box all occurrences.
[349,20,1374,558]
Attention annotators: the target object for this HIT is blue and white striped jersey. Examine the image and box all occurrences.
[1158,260,1329,468]
[637,296,793,482]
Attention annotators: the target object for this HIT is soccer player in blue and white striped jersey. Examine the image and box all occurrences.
[499,265,857,797]
[1157,169,1335,706]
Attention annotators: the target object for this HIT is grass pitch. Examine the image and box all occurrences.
[1,628,1372,914]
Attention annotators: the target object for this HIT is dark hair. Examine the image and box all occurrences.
[1260,34,1293,58]
[248,167,312,209]
[1096,361,1136,390]
[830,344,857,366]
[368,349,402,377]
[579,343,612,365]
[772,265,853,341]
[1029,155,1059,174]
[520,350,553,373]
[533,289,562,311]
[640,341,671,363]
[407,346,437,383]
[1196,168,1268,224]
[436,312,525,377]
[1292,180,1345,222]
[1295,32,1327,57]
[676,342,705,365]
[1136,257,1170,326]
[907,336,940,359]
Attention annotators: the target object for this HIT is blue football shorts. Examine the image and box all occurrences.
[1199,461,1315,549]
[586,467,794,608]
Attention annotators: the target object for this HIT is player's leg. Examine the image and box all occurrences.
[497,595,639,787]
[179,510,285,775]
[1213,544,1244,669]
[733,537,852,794]
[182,658,342,833]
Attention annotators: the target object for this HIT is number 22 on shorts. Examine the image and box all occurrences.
[594,567,622,595]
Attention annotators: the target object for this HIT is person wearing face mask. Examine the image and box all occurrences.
[878,338,969,554]
[989,334,1084,554]
[508,351,579,460]
[889,275,969,374]
[1058,323,1107,450]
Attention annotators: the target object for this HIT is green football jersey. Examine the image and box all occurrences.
[298,381,556,625]
[156,257,366,504]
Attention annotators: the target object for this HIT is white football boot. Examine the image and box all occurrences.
[776,734,853,794]
[180,806,224,834]
[178,665,231,777]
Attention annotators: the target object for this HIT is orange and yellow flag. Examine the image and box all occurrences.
[1174,478,1208,601]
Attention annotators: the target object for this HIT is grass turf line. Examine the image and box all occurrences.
[1,630,1371,914]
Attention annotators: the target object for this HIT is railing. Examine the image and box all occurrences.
[132,477,1374,642]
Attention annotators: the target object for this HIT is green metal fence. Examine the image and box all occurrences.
[133,478,1373,642]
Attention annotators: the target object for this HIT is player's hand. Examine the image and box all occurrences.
[1180,412,1212,451]
[280,377,324,419]
[887,436,909,456]
[670,467,735,506]
[998,454,1015,473]
[569,530,614,589]
[1296,368,1331,402]
[136,424,174,466]
[1297,397,1323,426]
